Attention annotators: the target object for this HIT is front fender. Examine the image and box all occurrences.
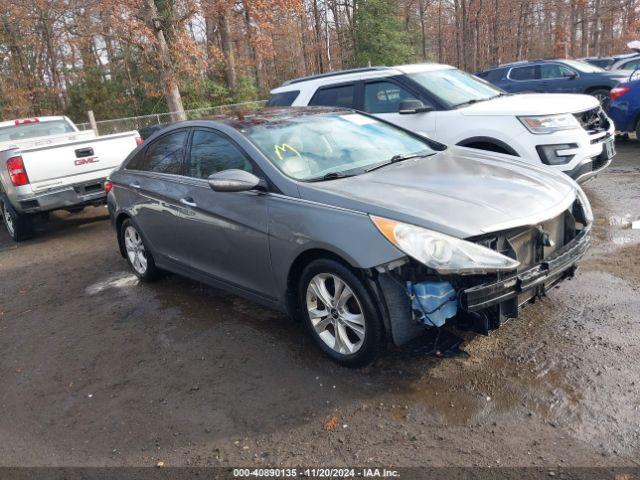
[266,194,405,302]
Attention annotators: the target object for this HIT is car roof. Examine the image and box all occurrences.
[483,58,584,71]
[273,63,454,92]
[164,107,354,132]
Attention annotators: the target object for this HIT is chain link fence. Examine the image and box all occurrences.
[76,100,267,135]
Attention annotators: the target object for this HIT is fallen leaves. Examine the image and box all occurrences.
[323,415,338,431]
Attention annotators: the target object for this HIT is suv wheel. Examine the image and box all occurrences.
[298,258,384,367]
[1,199,33,242]
[590,88,610,109]
[120,219,160,281]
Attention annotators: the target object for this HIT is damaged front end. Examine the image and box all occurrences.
[370,195,592,346]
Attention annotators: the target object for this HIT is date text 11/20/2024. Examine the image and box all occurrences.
[233,468,400,477]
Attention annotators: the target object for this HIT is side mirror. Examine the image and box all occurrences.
[564,72,578,79]
[208,169,267,193]
[398,99,434,114]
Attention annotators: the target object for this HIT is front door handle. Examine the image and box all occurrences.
[180,197,197,208]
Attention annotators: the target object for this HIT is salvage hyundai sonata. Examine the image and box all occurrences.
[107,107,592,367]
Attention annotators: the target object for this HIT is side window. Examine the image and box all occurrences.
[267,91,300,106]
[187,129,253,179]
[509,65,538,81]
[541,64,575,79]
[128,129,187,174]
[623,59,640,70]
[364,81,420,114]
[309,84,355,108]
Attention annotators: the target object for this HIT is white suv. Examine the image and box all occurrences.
[268,63,615,183]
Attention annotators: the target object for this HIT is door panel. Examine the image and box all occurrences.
[183,187,274,297]
[133,176,193,265]
[125,128,191,265]
[180,128,275,298]
[539,64,580,93]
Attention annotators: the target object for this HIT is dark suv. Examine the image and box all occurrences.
[477,59,631,107]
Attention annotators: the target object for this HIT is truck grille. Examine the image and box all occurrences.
[573,106,609,134]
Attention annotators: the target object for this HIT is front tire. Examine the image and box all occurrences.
[298,258,385,367]
[1,199,33,242]
[589,88,611,109]
[120,219,161,281]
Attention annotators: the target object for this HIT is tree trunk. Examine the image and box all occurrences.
[242,0,266,95]
[218,11,237,91]
[144,0,185,121]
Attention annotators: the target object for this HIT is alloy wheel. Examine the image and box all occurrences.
[2,203,15,237]
[306,273,366,355]
[124,225,148,275]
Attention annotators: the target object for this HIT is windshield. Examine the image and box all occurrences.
[244,112,440,181]
[562,59,604,73]
[408,68,503,108]
[0,120,75,143]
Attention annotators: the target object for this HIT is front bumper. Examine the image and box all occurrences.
[14,179,107,214]
[513,116,615,182]
[460,225,591,312]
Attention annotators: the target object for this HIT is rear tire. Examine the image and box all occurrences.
[635,119,640,142]
[1,199,33,242]
[119,219,161,282]
[298,258,385,367]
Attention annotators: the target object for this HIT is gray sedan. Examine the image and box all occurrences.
[107,107,592,366]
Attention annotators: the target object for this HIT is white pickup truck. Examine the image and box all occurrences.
[0,116,140,241]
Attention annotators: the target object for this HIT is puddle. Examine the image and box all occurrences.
[85,272,139,294]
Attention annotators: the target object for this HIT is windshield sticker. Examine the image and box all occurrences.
[339,114,378,125]
[274,143,302,161]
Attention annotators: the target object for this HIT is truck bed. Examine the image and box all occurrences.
[18,131,139,192]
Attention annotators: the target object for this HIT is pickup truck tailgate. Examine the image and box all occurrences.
[21,132,138,191]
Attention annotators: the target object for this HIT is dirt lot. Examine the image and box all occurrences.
[0,143,639,468]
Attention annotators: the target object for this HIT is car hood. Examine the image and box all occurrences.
[298,147,578,239]
[459,93,599,116]
[602,69,634,80]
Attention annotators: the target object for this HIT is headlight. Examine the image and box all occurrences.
[518,113,580,134]
[575,186,593,224]
[371,216,520,274]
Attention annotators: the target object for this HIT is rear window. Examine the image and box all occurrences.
[309,84,355,108]
[267,91,300,107]
[127,129,187,175]
[0,120,75,142]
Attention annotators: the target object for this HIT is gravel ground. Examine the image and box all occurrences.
[0,143,638,468]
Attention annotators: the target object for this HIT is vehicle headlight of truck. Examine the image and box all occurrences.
[371,216,520,275]
[575,186,593,224]
[518,113,581,134]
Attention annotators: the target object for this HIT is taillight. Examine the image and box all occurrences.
[104,181,113,194]
[6,156,29,186]
[14,118,39,125]
[610,86,629,101]
[135,136,143,146]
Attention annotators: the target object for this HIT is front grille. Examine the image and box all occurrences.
[472,209,575,273]
[574,106,609,134]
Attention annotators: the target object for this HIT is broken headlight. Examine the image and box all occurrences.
[371,216,520,275]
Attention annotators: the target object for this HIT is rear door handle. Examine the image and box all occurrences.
[130,182,141,189]
[180,197,197,208]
